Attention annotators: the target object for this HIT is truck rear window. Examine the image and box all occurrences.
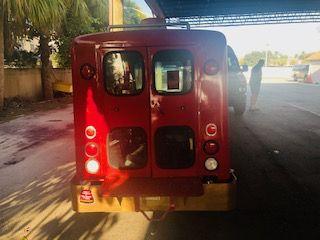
[153,50,193,94]
[108,127,147,169]
[104,51,144,95]
[155,126,195,169]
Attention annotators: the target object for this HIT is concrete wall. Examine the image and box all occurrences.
[50,69,72,84]
[4,68,72,100]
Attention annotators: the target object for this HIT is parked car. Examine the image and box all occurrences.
[292,64,309,82]
[227,46,248,115]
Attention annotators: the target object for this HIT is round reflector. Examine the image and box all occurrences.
[205,158,218,171]
[85,159,100,174]
[203,141,219,155]
[85,126,96,139]
[85,142,98,157]
[206,123,217,136]
[204,59,219,75]
[80,64,96,80]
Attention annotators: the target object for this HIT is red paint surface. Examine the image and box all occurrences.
[85,142,98,157]
[203,141,219,155]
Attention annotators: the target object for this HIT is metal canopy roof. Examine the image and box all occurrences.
[145,0,320,27]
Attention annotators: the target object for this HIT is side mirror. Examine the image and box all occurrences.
[241,65,248,72]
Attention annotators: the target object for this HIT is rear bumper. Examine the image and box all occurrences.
[71,175,237,212]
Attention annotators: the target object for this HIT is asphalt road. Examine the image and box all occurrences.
[0,81,319,240]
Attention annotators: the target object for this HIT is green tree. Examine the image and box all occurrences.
[289,58,298,66]
[242,51,265,66]
[296,51,309,63]
[3,0,91,100]
[56,0,146,68]
[243,50,289,66]
[124,0,146,24]
[266,51,288,66]
[55,0,108,68]
[0,0,147,105]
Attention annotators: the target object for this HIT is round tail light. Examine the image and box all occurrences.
[80,64,96,80]
[203,141,219,155]
[205,158,218,171]
[204,59,219,75]
[85,142,98,157]
[85,126,96,139]
[85,159,100,174]
[206,123,217,136]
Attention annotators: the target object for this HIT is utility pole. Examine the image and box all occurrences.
[109,0,124,30]
[265,43,269,67]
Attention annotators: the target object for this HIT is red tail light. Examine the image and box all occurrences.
[80,63,96,80]
[204,59,219,75]
[203,141,219,155]
[206,123,217,136]
[85,142,98,157]
[85,126,96,139]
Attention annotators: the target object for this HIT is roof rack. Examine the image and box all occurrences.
[107,22,191,32]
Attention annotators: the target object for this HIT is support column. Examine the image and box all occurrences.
[109,0,124,30]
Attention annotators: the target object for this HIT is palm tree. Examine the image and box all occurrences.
[2,0,91,100]
[0,0,144,104]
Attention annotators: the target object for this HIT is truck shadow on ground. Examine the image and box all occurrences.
[144,107,320,240]
[0,163,118,240]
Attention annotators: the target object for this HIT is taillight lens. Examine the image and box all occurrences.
[85,142,98,157]
[205,158,218,171]
[85,159,100,174]
[85,126,96,139]
[203,141,219,155]
[206,123,217,136]
[80,64,96,80]
[204,59,219,75]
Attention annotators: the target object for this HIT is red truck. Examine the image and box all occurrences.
[70,23,236,218]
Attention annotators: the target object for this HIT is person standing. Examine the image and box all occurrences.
[249,59,265,111]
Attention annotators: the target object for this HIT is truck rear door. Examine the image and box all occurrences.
[102,47,152,178]
[148,47,200,177]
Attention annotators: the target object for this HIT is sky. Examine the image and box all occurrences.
[135,0,153,17]
[133,0,320,58]
[213,23,320,58]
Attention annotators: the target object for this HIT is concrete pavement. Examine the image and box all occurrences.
[0,105,150,240]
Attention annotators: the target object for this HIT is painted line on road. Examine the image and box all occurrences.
[287,103,320,118]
